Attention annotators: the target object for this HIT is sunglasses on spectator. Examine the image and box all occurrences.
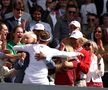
[15,8,24,11]
[83,43,91,47]
[68,11,76,14]
[87,18,95,22]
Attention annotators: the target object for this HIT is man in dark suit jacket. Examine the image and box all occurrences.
[5,16,25,32]
[53,5,80,46]
[5,0,28,33]
[4,0,30,41]
[42,0,61,48]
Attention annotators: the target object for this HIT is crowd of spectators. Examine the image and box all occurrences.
[0,0,108,88]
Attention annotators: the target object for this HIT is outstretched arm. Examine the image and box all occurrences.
[35,48,83,62]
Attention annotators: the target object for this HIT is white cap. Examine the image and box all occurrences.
[69,20,81,28]
[32,23,45,31]
[70,30,83,39]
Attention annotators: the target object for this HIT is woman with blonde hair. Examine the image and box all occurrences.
[83,40,104,87]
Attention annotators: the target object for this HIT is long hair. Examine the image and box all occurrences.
[93,25,104,43]
[60,37,74,52]
[84,40,98,54]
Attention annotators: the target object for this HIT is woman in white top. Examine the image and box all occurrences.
[83,40,104,87]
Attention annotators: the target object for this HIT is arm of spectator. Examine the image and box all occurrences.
[35,51,46,60]
[63,59,78,69]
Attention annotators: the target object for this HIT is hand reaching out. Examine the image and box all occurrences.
[3,61,12,69]
[79,53,84,57]
[35,52,46,60]
[59,42,66,51]
[18,52,26,61]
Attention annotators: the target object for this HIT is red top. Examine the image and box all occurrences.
[55,60,78,86]
[76,48,91,79]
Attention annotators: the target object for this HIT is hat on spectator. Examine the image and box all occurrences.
[32,23,45,31]
[69,20,81,28]
[70,30,83,39]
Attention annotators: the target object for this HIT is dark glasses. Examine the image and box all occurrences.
[68,11,76,14]
[15,8,24,11]
[83,43,91,47]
